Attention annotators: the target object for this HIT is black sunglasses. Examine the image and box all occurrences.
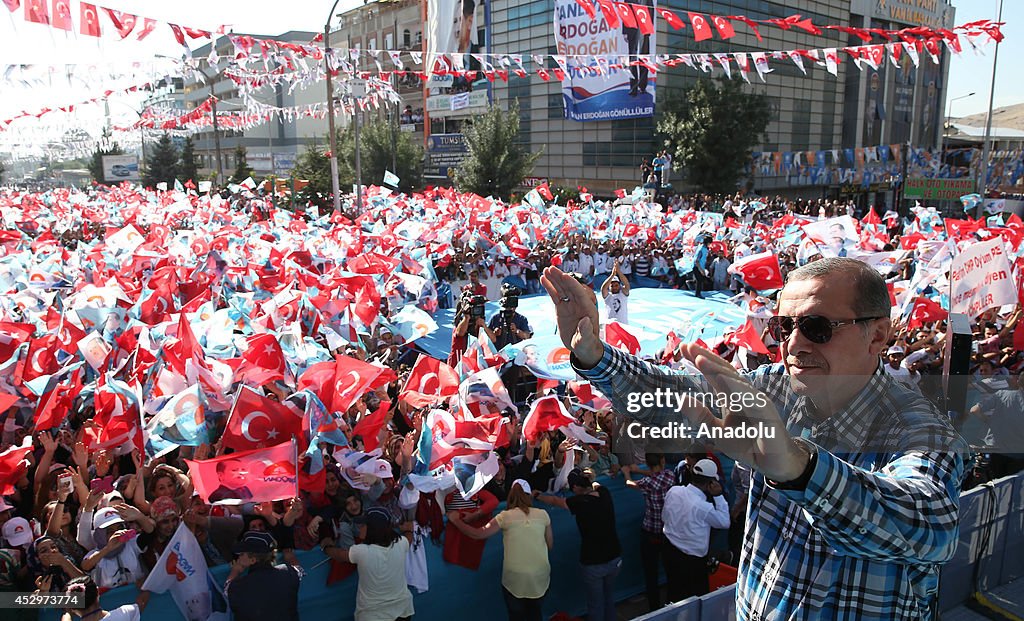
[768,315,884,344]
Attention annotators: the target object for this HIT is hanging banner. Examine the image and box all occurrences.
[553,0,655,122]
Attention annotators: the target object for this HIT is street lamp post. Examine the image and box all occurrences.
[942,92,974,170]
[977,0,1004,202]
[325,0,343,214]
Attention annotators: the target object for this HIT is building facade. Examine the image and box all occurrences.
[165,0,955,204]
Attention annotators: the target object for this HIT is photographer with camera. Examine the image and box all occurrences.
[488,284,533,350]
[448,290,495,368]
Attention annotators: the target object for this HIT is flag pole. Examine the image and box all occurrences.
[292,435,300,499]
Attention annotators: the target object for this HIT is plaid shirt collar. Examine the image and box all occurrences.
[785,362,891,453]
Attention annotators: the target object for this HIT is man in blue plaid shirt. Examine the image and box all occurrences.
[542,257,966,621]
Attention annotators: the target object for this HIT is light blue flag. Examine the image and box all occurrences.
[960,193,982,212]
[147,385,209,447]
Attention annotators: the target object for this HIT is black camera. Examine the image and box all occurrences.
[499,283,522,312]
[460,291,487,318]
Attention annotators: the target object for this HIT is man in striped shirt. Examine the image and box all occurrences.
[541,258,966,621]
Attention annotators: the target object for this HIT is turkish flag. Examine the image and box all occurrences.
[331,355,394,415]
[537,182,554,201]
[726,320,770,355]
[347,252,402,275]
[730,252,785,291]
[163,313,205,376]
[103,8,136,38]
[597,0,619,28]
[656,7,685,30]
[867,45,886,68]
[351,399,391,452]
[606,321,641,355]
[235,334,287,386]
[0,439,33,496]
[51,0,71,30]
[712,15,736,39]
[689,12,713,41]
[2,1,20,14]
[399,354,459,409]
[633,5,654,35]
[907,297,948,329]
[23,0,48,24]
[615,2,637,28]
[0,322,34,363]
[168,23,186,45]
[135,17,157,40]
[80,2,100,36]
[223,386,303,451]
[622,223,640,238]
[21,334,61,383]
[522,395,576,443]
[862,207,882,226]
[91,375,143,453]
[575,0,596,19]
[336,276,380,327]
[900,232,925,250]
[34,366,84,432]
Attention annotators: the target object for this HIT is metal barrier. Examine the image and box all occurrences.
[633,470,1024,621]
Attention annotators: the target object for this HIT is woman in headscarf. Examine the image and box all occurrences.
[27,535,85,593]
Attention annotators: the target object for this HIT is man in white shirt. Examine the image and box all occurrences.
[601,260,630,325]
[886,347,921,386]
[578,248,595,278]
[593,244,612,277]
[661,459,730,602]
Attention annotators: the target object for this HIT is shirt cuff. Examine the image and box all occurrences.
[770,444,843,512]
[571,343,623,383]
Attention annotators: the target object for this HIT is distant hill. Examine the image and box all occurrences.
[956,103,1024,130]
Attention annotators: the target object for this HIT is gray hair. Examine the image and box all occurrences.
[786,258,891,318]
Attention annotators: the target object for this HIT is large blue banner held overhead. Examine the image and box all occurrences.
[553,0,656,122]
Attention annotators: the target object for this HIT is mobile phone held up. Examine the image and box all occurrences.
[90,476,114,494]
[57,474,73,496]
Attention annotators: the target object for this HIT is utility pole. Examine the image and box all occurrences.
[977,0,1004,214]
[325,0,343,214]
[210,79,223,185]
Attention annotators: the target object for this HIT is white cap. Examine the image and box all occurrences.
[93,507,124,530]
[2,517,33,547]
[886,345,905,356]
[692,459,719,479]
[511,479,532,495]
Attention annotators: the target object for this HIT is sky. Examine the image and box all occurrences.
[0,0,1020,149]
[947,0,1023,117]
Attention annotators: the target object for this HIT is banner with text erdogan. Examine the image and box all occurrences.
[553,0,656,122]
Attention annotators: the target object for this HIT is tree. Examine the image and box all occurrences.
[341,117,423,191]
[87,140,124,184]
[178,136,199,185]
[455,101,542,200]
[230,145,253,184]
[143,133,179,188]
[291,135,356,209]
[657,78,771,194]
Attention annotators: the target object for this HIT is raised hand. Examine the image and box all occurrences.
[540,266,602,366]
[679,343,806,483]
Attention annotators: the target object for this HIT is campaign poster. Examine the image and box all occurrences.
[553,0,656,122]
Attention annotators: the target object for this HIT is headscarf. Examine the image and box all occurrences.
[26,536,72,591]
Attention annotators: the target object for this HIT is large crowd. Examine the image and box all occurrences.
[0,182,1021,621]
